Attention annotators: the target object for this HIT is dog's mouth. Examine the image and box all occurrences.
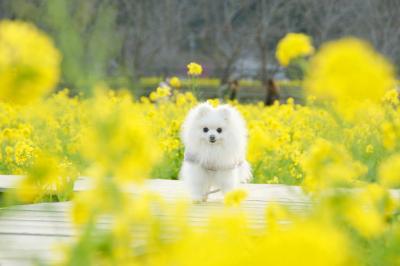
[209,139,216,143]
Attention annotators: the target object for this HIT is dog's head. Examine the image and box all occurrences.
[182,102,247,150]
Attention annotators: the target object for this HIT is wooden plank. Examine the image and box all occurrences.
[0,209,304,243]
[3,175,396,202]
[0,175,23,192]
[0,234,70,264]
[0,175,312,204]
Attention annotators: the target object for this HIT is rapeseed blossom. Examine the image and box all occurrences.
[344,184,388,238]
[378,154,400,187]
[301,139,367,192]
[187,62,203,76]
[169,76,182,88]
[305,38,396,119]
[0,20,61,104]
[81,88,160,183]
[224,188,248,206]
[149,86,171,101]
[276,33,314,66]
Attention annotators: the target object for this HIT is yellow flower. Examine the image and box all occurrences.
[345,201,385,238]
[169,76,182,88]
[175,93,187,106]
[187,62,203,76]
[344,185,387,238]
[307,95,317,105]
[157,86,171,97]
[206,98,219,107]
[286,97,295,105]
[15,178,39,203]
[381,122,396,150]
[82,88,160,183]
[184,91,196,103]
[14,141,34,165]
[140,96,150,104]
[365,144,374,154]
[382,89,399,105]
[276,33,314,66]
[5,145,13,156]
[301,139,367,192]
[0,20,61,104]
[304,38,396,116]
[267,176,280,184]
[265,203,289,230]
[71,192,92,226]
[378,154,400,187]
[149,86,171,101]
[15,153,73,203]
[256,222,352,266]
[224,188,248,206]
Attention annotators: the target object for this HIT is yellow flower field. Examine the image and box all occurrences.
[1,21,400,265]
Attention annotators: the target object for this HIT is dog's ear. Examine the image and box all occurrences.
[218,105,232,121]
[196,103,212,118]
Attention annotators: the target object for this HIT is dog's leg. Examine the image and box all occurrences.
[181,163,210,202]
[192,181,210,202]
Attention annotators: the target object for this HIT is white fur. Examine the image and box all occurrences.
[180,102,252,201]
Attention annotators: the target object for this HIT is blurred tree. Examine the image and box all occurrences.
[45,0,122,95]
[2,0,122,95]
[1,0,399,94]
[199,1,250,84]
[251,0,295,84]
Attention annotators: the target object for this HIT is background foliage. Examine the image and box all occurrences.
[1,0,400,94]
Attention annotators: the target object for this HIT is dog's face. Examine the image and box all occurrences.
[187,103,238,146]
[198,112,227,144]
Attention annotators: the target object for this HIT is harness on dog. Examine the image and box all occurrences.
[184,152,243,171]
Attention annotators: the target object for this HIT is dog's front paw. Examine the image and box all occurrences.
[192,194,208,203]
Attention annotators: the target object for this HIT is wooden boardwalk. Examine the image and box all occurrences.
[0,175,311,265]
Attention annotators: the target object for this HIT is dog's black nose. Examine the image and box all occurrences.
[209,135,216,143]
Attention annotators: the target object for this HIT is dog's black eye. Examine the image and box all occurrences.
[203,127,209,133]
[217,128,222,133]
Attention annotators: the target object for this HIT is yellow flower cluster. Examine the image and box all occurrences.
[82,88,160,183]
[169,76,181,88]
[223,188,248,206]
[1,90,83,203]
[15,152,75,203]
[378,154,400,187]
[0,21,61,104]
[149,86,171,101]
[305,38,396,119]
[301,139,367,193]
[187,62,203,76]
[276,33,314,66]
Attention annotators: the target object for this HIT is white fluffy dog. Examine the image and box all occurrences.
[180,102,252,201]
